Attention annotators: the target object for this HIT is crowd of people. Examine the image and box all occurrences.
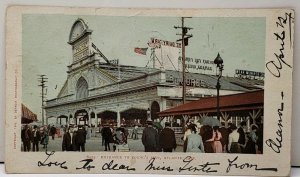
[140,120,263,154]
[21,124,49,152]
[21,119,263,154]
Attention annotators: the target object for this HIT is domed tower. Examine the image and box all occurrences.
[68,18,93,70]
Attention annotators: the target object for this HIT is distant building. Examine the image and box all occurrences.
[45,19,263,127]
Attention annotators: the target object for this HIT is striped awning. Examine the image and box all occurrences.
[21,104,37,124]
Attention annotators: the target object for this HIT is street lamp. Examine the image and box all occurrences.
[214,53,224,121]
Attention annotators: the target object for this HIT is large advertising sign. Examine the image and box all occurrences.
[178,56,215,75]
[148,38,181,48]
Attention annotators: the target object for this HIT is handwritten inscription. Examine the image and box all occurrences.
[35,153,279,174]
[76,159,95,171]
[145,158,174,171]
[265,91,284,153]
[226,156,278,173]
[102,160,136,171]
[266,12,293,77]
[37,151,68,169]
[179,156,219,173]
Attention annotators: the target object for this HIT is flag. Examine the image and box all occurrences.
[134,47,148,55]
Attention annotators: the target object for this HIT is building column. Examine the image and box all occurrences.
[160,97,167,112]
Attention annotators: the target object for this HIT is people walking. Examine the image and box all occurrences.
[244,125,258,154]
[50,125,56,140]
[237,121,247,153]
[142,121,159,152]
[102,124,113,151]
[21,125,31,152]
[76,125,87,152]
[86,125,91,140]
[40,127,49,149]
[186,124,204,153]
[200,125,214,153]
[113,127,126,151]
[206,126,223,153]
[131,125,138,140]
[159,122,176,152]
[256,119,264,154]
[31,125,41,152]
[62,126,76,151]
[183,123,192,152]
[219,123,230,153]
[228,124,241,153]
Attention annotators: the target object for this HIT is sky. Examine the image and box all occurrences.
[22,14,266,119]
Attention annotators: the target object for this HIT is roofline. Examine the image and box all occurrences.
[158,89,264,116]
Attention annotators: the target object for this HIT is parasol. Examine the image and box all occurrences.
[152,122,163,129]
[200,116,221,127]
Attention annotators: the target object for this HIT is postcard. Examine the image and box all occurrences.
[5,6,294,176]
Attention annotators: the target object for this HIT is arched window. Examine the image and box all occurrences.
[76,77,89,99]
[151,101,160,120]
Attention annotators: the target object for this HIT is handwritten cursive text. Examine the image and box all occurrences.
[265,91,284,153]
[37,150,68,169]
[178,156,219,173]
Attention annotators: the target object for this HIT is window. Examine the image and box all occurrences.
[76,77,89,99]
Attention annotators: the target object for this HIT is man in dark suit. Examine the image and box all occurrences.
[76,125,87,152]
[50,125,56,140]
[62,126,77,151]
[32,125,41,152]
[238,121,247,153]
[159,122,176,152]
[21,125,32,152]
[142,121,159,152]
[101,125,113,151]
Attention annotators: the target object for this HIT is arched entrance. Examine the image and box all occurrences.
[74,109,89,125]
[151,101,160,121]
[121,108,147,126]
[97,111,117,126]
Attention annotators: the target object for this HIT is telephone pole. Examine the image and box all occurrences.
[38,74,48,126]
[174,17,193,104]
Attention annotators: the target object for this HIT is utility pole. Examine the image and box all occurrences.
[174,17,193,104]
[38,74,48,126]
[117,59,121,127]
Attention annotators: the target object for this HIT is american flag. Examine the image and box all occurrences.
[134,47,148,55]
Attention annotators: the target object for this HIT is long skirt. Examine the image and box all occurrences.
[204,142,214,153]
[213,141,223,153]
[230,142,241,153]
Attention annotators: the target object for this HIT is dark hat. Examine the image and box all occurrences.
[165,122,171,127]
[146,120,153,125]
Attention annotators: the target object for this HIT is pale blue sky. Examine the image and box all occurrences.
[22,14,265,118]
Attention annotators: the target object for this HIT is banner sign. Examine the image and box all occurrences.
[148,38,182,48]
[235,69,265,78]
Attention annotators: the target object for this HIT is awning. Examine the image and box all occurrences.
[159,90,264,117]
[21,104,38,124]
